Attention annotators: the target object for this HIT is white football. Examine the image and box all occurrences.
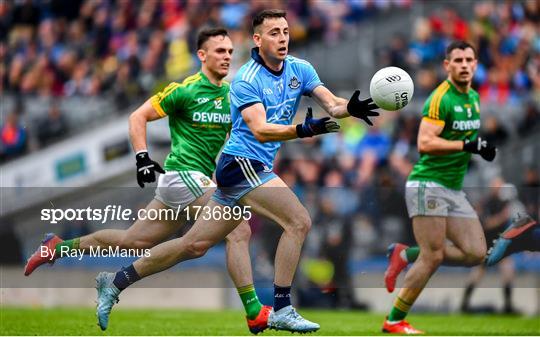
[369,66,414,111]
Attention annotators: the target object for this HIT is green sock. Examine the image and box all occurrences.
[388,296,412,322]
[55,238,80,258]
[388,306,408,322]
[237,284,262,320]
[405,246,420,262]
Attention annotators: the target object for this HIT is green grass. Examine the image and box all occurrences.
[1,308,538,335]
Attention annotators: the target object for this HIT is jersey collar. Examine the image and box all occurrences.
[251,47,285,77]
[198,70,224,89]
[446,79,471,96]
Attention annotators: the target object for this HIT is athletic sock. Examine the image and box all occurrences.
[55,238,80,258]
[388,296,412,322]
[509,227,540,255]
[273,284,291,312]
[237,284,263,320]
[387,288,421,322]
[503,282,513,312]
[399,246,420,263]
[527,227,540,250]
[112,264,141,291]
[461,283,475,311]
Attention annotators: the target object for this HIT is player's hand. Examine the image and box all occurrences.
[135,151,165,187]
[463,137,497,161]
[296,107,340,138]
[347,90,380,126]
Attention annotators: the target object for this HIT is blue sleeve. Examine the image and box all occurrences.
[302,63,323,96]
[230,80,262,112]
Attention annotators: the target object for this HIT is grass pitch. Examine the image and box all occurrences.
[1,308,538,335]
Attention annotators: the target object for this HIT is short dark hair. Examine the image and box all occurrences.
[197,28,229,50]
[252,9,287,32]
[445,41,477,60]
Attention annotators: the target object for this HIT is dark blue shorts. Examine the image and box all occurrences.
[212,153,277,206]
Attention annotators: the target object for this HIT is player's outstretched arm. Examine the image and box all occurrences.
[128,98,165,187]
[311,86,379,125]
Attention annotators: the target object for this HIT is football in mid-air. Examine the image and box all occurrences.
[369,66,414,111]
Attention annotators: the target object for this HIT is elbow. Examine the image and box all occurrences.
[417,139,431,154]
[129,110,147,126]
[128,111,139,126]
[252,131,269,143]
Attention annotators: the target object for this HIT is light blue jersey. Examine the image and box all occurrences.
[223,48,323,168]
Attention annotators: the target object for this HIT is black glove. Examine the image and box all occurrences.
[463,137,497,162]
[135,151,165,187]
[346,90,380,126]
[296,107,340,138]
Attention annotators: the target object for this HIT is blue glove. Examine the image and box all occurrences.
[296,107,340,138]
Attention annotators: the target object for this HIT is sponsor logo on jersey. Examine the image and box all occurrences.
[454,106,464,112]
[193,112,231,123]
[263,88,273,95]
[452,119,481,131]
[288,76,301,89]
[197,97,210,104]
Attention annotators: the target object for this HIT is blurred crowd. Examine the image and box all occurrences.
[379,1,540,102]
[1,0,412,161]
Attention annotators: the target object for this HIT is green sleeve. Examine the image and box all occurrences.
[421,83,450,126]
[150,82,188,117]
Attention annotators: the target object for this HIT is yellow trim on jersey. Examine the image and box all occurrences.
[423,117,445,127]
[428,81,450,120]
[159,82,181,103]
[182,73,202,86]
[151,95,167,117]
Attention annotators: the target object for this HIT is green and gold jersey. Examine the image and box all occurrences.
[408,80,481,190]
[150,72,231,177]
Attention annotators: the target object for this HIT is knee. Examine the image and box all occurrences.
[464,247,486,266]
[225,222,252,246]
[419,249,444,270]
[286,210,312,238]
[185,239,212,259]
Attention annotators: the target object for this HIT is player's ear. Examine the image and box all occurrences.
[253,33,262,48]
[197,49,206,63]
[443,58,449,72]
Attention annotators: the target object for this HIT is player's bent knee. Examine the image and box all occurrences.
[465,248,486,266]
[225,223,252,244]
[420,250,444,269]
[185,240,212,258]
[286,211,312,238]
